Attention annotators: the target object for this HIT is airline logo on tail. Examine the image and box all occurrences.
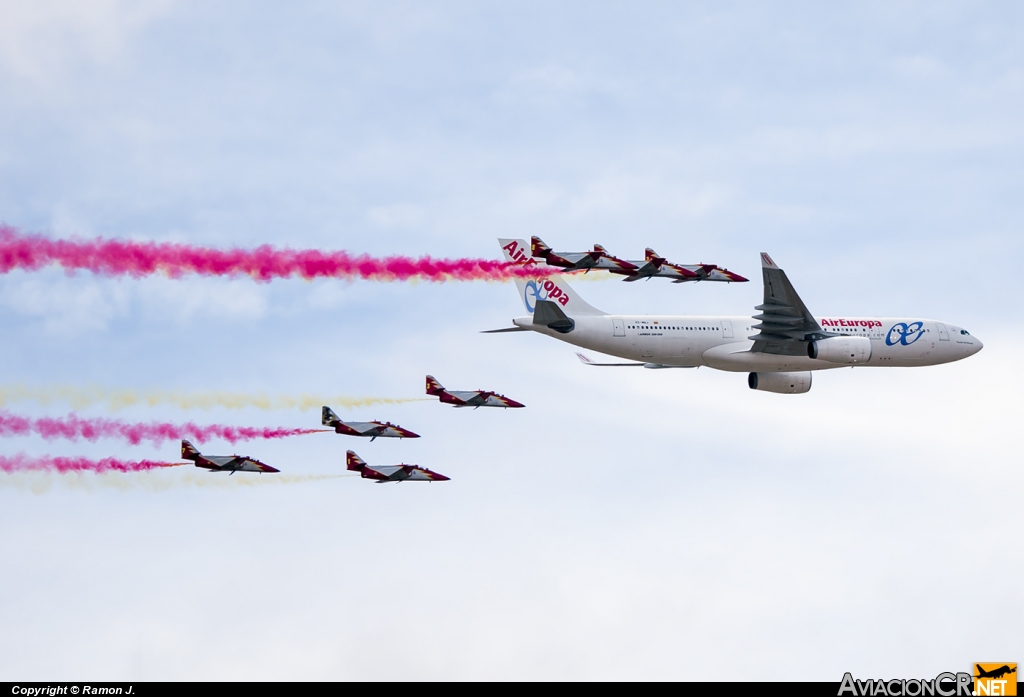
[524,279,569,310]
[502,239,539,267]
[501,239,570,312]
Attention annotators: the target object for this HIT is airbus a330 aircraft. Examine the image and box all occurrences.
[181,440,279,474]
[490,239,982,393]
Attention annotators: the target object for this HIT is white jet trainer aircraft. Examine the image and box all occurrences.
[490,239,982,393]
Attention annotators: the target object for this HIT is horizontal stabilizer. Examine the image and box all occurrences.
[480,326,531,333]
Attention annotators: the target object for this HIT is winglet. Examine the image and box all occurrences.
[576,352,595,365]
[760,252,780,269]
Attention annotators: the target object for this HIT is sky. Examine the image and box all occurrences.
[0,0,1021,681]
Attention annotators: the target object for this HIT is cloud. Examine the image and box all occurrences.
[0,273,268,334]
[0,0,174,88]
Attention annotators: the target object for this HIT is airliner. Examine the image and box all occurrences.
[488,239,982,393]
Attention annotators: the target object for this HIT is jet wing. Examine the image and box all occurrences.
[366,464,450,482]
[485,394,525,407]
[546,251,598,269]
[592,255,638,272]
[365,421,420,438]
[233,458,279,473]
[202,455,239,467]
[576,352,696,369]
[749,253,824,355]
[366,464,408,480]
[446,390,481,405]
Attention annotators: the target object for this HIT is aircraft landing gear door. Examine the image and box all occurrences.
[936,322,949,341]
[721,320,734,338]
[613,318,625,337]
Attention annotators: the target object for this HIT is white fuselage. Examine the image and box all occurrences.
[512,314,982,372]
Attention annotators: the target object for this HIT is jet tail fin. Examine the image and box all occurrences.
[425,375,445,395]
[181,440,200,461]
[346,450,367,472]
[530,236,552,258]
[321,406,340,426]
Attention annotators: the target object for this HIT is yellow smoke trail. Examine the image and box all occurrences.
[0,471,354,493]
[562,270,615,282]
[0,385,426,412]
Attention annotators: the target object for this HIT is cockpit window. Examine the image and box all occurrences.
[960,329,970,335]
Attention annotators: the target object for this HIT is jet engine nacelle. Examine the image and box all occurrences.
[747,371,812,394]
[808,336,872,364]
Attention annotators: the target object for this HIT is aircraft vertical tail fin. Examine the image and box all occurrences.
[530,236,552,259]
[425,375,445,395]
[181,440,200,461]
[321,406,340,426]
[346,450,367,471]
[498,238,606,317]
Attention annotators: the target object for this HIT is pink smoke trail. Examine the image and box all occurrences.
[0,225,555,283]
[0,453,183,473]
[0,411,325,446]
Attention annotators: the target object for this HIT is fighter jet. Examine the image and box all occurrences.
[181,439,279,474]
[346,450,450,483]
[531,236,638,273]
[426,375,525,408]
[321,406,420,441]
[613,248,749,283]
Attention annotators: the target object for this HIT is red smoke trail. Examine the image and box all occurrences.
[0,411,325,446]
[0,453,182,473]
[0,225,555,283]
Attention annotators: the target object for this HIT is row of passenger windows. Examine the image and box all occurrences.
[628,325,713,331]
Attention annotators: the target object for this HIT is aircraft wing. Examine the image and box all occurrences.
[548,251,596,269]
[576,352,696,369]
[462,391,489,406]
[443,390,476,406]
[577,352,646,366]
[594,255,638,271]
[202,455,239,467]
[367,464,407,480]
[234,458,279,473]
[749,253,824,355]
[616,260,658,280]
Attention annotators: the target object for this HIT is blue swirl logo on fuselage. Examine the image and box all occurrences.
[886,321,925,346]
[524,280,543,313]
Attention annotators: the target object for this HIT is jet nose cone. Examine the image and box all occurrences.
[264,465,280,473]
[433,473,451,481]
